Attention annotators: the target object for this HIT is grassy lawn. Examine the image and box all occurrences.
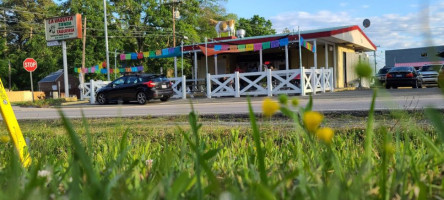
[0,96,443,199]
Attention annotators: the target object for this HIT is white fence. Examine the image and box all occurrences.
[80,67,334,104]
[80,80,111,104]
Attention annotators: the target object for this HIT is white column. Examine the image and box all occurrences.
[259,48,263,71]
[311,67,316,95]
[314,40,317,69]
[182,75,186,99]
[285,44,289,70]
[214,54,218,75]
[206,73,211,98]
[235,71,240,97]
[301,67,306,96]
[321,67,325,93]
[330,67,335,92]
[90,79,95,104]
[267,69,272,96]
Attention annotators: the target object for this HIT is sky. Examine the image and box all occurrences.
[223,0,444,68]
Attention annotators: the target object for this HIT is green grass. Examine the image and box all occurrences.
[0,96,443,199]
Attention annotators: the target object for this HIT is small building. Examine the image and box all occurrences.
[181,25,376,88]
[385,45,444,68]
[38,69,80,98]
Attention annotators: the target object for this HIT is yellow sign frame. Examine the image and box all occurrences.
[0,79,31,167]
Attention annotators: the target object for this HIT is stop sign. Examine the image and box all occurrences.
[23,58,37,72]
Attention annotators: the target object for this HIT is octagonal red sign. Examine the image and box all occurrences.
[23,58,37,72]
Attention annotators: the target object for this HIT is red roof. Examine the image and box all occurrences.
[183,25,376,51]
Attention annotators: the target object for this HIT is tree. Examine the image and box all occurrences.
[281,27,291,34]
[236,15,275,37]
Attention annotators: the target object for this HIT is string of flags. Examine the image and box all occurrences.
[73,61,144,74]
[120,47,181,61]
[199,37,290,56]
[300,36,316,53]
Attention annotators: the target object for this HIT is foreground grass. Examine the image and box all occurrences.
[0,106,443,199]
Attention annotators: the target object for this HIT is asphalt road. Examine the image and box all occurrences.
[7,88,444,120]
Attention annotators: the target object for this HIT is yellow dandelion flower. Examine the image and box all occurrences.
[0,135,10,143]
[303,111,324,133]
[316,127,334,144]
[262,98,280,117]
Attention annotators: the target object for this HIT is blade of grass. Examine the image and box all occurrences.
[247,97,268,186]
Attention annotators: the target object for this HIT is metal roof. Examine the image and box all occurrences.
[38,69,63,83]
[182,25,376,52]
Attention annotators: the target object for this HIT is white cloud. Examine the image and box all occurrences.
[270,3,444,50]
[339,2,348,7]
[269,2,444,68]
[362,5,370,9]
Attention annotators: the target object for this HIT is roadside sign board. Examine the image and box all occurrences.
[44,14,82,41]
[47,40,61,47]
[23,58,37,72]
[0,79,31,167]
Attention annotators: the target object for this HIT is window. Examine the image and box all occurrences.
[126,76,138,84]
[113,77,126,86]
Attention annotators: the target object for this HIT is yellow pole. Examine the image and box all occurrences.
[0,78,31,167]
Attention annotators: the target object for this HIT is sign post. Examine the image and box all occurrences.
[45,14,82,98]
[0,78,31,167]
[23,58,37,102]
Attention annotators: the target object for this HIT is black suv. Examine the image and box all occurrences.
[96,74,173,105]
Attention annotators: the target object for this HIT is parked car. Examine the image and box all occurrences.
[371,66,392,86]
[96,74,173,105]
[418,64,442,87]
[385,66,422,89]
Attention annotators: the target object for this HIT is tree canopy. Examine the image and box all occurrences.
[0,0,275,91]
[236,15,276,37]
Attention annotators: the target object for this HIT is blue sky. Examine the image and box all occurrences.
[223,0,444,68]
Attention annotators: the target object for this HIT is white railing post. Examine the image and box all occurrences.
[267,69,272,97]
[235,71,240,97]
[90,79,95,104]
[330,67,335,92]
[182,75,186,99]
[321,67,326,93]
[80,83,84,100]
[311,67,316,95]
[301,67,306,96]
[206,73,211,99]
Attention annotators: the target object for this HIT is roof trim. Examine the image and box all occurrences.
[183,25,376,51]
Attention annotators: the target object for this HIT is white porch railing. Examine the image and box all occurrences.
[80,80,111,104]
[79,67,334,103]
[169,76,186,99]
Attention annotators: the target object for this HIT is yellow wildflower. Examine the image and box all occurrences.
[316,127,334,144]
[262,98,280,117]
[0,135,10,143]
[303,111,324,133]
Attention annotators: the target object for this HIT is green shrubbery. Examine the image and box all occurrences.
[12,98,66,108]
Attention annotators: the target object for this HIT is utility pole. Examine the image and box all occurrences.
[103,0,110,81]
[81,17,87,98]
